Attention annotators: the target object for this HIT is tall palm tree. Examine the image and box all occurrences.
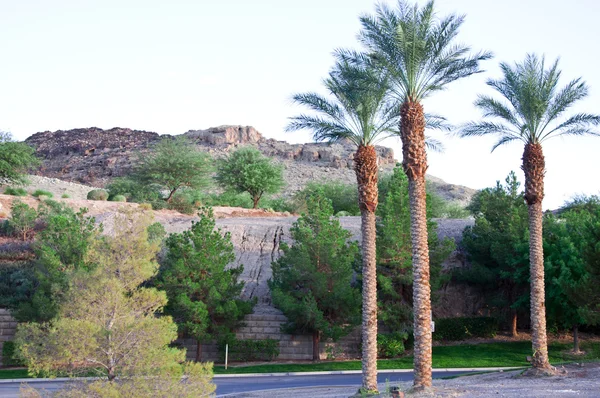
[287,59,396,393]
[356,0,491,389]
[460,54,600,371]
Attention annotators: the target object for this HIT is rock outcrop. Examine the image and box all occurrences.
[24,125,475,204]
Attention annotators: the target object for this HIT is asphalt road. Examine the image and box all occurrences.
[0,371,472,397]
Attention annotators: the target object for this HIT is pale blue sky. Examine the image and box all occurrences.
[1,0,599,209]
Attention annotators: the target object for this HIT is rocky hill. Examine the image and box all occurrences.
[25,125,476,204]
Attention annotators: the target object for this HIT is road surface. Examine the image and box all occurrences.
[0,370,472,397]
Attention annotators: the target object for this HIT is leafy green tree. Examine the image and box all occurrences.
[376,167,454,332]
[357,1,491,389]
[545,198,600,352]
[459,54,600,371]
[7,201,38,241]
[157,208,254,361]
[455,172,529,336]
[15,202,99,322]
[269,192,361,361]
[15,209,215,397]
[294,181,360,216]
[0,132,39,184]
[137,136,212,203]
[544,213,588,352]
[216,147,284,208]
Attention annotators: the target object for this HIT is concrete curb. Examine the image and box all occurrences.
[0,367,524,383]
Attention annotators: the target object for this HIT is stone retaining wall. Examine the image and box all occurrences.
[180,310,361,363]
[0,309,17,366]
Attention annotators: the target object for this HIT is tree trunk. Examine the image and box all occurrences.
[166,188,178,203]
[354,144,379,393]
[400,101,432,390]
[252,194,261,209]
[573,324,580,353]
[196,339,203,362]
[312,331,321,361]
[511,310,518,337]
[522,143,552,370]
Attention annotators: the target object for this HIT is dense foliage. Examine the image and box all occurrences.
[433,317,499,341]
[14,209,215,396]
[454,172,529,332]
[14,202,99,322]
[216,147,284,208]
[157,208,254,361]
[136,136,212,203]
[269,192,361,360]
[0,132,39,184]
[376,167,455,331]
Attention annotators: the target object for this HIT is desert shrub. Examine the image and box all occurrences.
[4,187,27,196]
[294,182,359,215]
[377,332,408,358]
[263,197,295,213]
[32,190,53,199]
[87,189,108,201]
[147,222,166,244]
[61,194,70,199]
[106,177,162,203]
[7,201,38,240]
[139,203,153,211]
[433,317,499,341]
[442,201,470,219]
[335,211,352,217]
[167,193,196,214]
[218,338,279,362]
[110,195,127,202]
[1,341,25,367]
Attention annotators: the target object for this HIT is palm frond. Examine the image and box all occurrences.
[359,0,491,102]
[425,137,445,153]
[458,121,519,138]
[424,113,452,131]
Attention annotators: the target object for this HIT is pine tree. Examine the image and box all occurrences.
[269,192,361,361]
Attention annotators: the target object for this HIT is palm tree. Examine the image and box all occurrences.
[460,54,600,371]
[287,59,396,393]
[356,0,491,389]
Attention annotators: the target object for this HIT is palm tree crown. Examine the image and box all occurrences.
[357,0,491,103]
[286,59,397,146]
[460,54,600,150]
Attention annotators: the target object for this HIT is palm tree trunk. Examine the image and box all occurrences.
[400,101,432,390]
[354,144,379,393]
[522,143,552,370]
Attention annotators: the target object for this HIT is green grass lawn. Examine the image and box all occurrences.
[1,341,598,379]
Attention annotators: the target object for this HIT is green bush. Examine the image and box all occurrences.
[263,197,295,213]
[335,211,352,217]
[111,195,127,202]
[61,194,70,199]
[377,332,407,358]
[218,338,279,362]
[106,178,162,203]
[1,341,25,367]
[433,317,499,341]
[32,190,53,199]
[7,201,38,240]
[4,187,27,196]
[147,222,166,244]
[294,182,359,215]
[168,193,196,214]
[87,189,108,201]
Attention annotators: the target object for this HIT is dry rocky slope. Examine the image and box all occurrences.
[25,125,476,204]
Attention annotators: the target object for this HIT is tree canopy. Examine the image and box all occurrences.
[136,136,212,202]
[216,147,284,208]
[157,208,254,361]
[0,132,39,184]
[269,192,361,360]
